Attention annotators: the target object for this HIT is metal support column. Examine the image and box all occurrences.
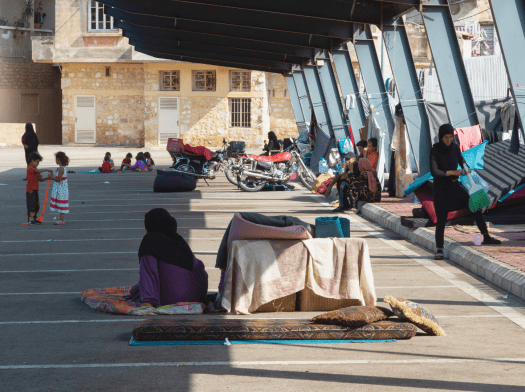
[383,18,431,174]
[302,63,334,137]
[314,50,350,142]
[286,74,307,132]
[354,24,395,170]
[332,44,366,144]
[489,0,525,139]
[292,69,312,125]
[421,1,478,129]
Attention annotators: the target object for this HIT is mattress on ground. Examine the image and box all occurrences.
[132,319,417,341]
[476,140,525,207]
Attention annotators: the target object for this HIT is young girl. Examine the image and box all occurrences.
[105,152,116,171]
[143,152,156,171]
[130,152,148,171]
[50,151,70,225]
[120,152,133,171]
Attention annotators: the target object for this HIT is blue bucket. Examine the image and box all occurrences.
[315,216,350,238]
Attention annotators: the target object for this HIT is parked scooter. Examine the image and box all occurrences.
[235,138,316,192]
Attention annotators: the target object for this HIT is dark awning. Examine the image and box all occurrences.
[98,0,417,73]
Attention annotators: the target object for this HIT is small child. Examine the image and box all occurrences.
[100,156,112,173]
[120,152,133,171]
[50,151,70,225]
[130,152,148,171]
[26,152,52,225]
[143,152,156,171]
[105,152,115,171]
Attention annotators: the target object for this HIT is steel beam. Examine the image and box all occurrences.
[115,20,316,59]
[331,44,366,144]
[421,1,478,128]
[292,70,312,124]
[126,34,304,65]
[489,0,525,139]
[130,40,293,71]
[106,6,336,50]
[314,51,350,142]
[302,64,334,138]
[100,0,356,38]
[133,47,287,74]
[354,24,395,171]
[286,75,307,130]
[383,18,430,174]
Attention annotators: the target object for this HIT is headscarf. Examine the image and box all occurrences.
[22,123,39,151]
[438,123,455,153]
[138,208,194,271]
[358,158,378,194]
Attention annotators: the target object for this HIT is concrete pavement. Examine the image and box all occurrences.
[1,146,525,391]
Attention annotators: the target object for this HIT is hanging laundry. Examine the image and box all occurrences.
[510,112,520,154]
[454,124,482,152]
[500,101,516,133]
[345,94,355,110]
[392,118,413,198]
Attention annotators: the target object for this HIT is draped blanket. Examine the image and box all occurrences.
[220,238,376,314]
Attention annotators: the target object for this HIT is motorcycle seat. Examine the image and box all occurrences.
[247,152,292,163]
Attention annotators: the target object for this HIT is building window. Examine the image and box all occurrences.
[89,1,116,31]
[160,71,181,91]
[229,70,251,92]
[192,70,216,91]
[229,98,251,128]
[105,67,111,77]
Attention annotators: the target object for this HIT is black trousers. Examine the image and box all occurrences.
[338,180,353,209]
[434,183,488,249]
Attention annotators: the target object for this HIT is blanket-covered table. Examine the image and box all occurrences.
[220,238,376,314]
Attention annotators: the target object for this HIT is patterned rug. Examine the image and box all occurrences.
[132,319,417,341]
[129,338,397,345]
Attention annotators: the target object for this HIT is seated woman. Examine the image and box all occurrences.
[364,138,379,171]
[329,158,381,212]
[430,124,501,260]
[126,208,208,307]
[263,131,281,156]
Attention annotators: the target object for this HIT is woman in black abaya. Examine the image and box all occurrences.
[430,124,501,260]
[22,123,39,165]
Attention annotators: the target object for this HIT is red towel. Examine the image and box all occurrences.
[184,144,213,161]
[454,125,482,152]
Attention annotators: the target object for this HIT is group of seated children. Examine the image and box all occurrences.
[99,152,156,173]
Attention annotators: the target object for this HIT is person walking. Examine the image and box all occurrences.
[430,123,501,260]
[21,123,39,180]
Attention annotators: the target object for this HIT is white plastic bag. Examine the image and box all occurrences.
[328,148,341,167]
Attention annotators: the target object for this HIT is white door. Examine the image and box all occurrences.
[158,97,180,145]
[75,95,96,143]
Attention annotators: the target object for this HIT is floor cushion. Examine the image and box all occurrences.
[132,319,418,341]
[414,185,471,224]
[384,295,446,336]
[153,170,197,193]
[310,306,394,327]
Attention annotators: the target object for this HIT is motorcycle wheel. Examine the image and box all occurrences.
[297,165,316,191]
[173,161,198,174]
[224,165,239,185]
[236,172,266,192]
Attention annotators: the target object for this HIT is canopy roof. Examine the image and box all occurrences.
[98,0,419,73]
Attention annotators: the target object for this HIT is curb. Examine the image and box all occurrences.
[356,201,525,301]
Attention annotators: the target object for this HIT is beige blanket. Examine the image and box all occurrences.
[220,238,376,314]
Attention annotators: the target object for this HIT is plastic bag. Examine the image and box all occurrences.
[337,137,352,155]
[328,148,341,167]
[315,216,350,238]
[459,170,489,195]
[319,158,329,173]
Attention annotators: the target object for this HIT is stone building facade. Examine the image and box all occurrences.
[32,0,298,148]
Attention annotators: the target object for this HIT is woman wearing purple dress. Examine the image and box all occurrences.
[126,208,208,307]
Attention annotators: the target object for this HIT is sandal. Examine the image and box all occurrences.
[54,221,65,225]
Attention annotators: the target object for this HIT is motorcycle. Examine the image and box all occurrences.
[235,138,316,192]
[170,139,229,183]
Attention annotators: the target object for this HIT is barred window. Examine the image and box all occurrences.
[229,70,251,92]
[229,98,251,128]
[192,70,216,91]
[160,71,180,91]
[89,1,116,31]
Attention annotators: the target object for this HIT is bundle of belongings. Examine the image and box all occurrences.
[131,296,445,343]
[402,124,525,228]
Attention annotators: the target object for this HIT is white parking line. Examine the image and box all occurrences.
[1,357,524,370]
[0,251,217,257]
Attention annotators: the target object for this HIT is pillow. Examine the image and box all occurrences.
[404,171,433,196]
[384,296,446,336]
[310,306,394,327]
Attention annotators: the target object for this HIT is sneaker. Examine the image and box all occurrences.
[434,250,444,260]
[482,237,502,245]
[54,221,65,225]
[333,206,350,213]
